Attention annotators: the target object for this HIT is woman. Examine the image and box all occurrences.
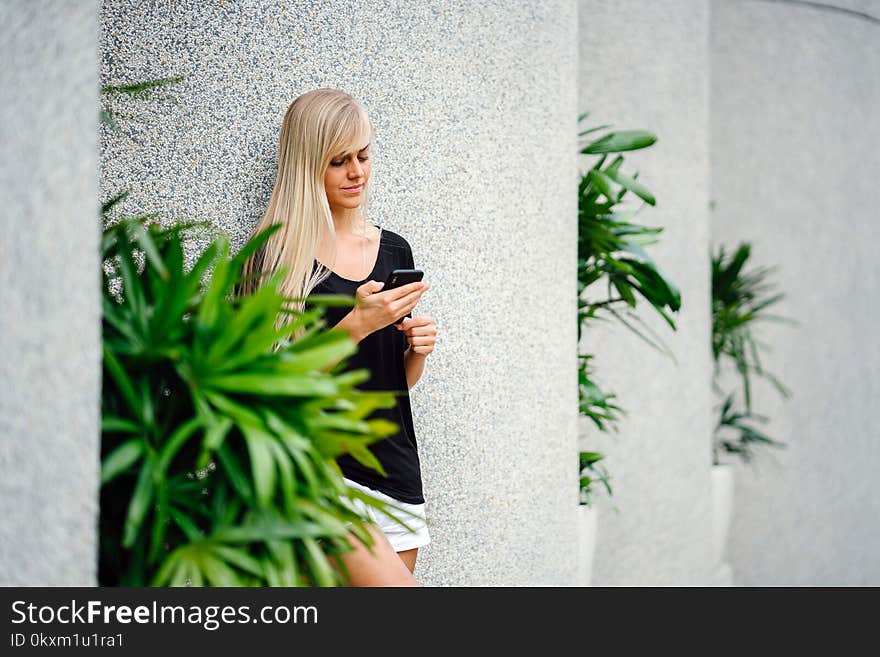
[240,88,437,586]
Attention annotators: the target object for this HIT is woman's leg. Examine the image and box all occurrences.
[397,547,418,574]
[331,523,419,586]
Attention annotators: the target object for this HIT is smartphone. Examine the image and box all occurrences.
[383,268,424,325]
[383,268,424,291]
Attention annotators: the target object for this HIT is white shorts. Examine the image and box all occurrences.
[341,477,431,552]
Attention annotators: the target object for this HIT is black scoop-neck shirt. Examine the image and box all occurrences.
[305,226,424,504]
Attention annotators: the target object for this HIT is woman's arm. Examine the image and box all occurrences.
[314,309,368,374]
[333,308,368,344]
[403,347,428,388]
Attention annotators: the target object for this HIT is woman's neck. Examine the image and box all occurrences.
[316,208,378,266]
[331,208,370,237]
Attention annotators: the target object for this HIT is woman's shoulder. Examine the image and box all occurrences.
[377,226,414,263]
[378,226,411,250]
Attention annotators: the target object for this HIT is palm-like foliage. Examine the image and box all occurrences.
[711,242,796,464]
[100,75,185,133]
[711,242,793,408]
[713,393,785,465]
[100,205,419,586]
[578,115,680,350]
[577,112,681,505]
[578,451,612,507]
[577,353,624,433]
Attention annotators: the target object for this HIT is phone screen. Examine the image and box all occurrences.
[384,269,424,325]
[384,268,424,291]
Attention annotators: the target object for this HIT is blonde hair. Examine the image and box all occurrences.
[237,88,375,342]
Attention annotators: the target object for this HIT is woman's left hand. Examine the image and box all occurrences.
[396,315,436,357]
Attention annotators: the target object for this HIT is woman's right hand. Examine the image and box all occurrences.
[351,279,429,339]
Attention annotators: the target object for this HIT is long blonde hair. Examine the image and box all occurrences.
[238,88,375,341]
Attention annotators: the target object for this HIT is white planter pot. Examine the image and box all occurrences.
[711,464,734,566]
[577,504,598,586]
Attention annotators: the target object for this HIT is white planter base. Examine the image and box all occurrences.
[711,464,735,584]
[577,505,598,586]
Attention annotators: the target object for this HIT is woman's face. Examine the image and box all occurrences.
[324,143,371,213]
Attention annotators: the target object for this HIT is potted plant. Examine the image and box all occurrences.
[709,241,796,577]
[576,112,681,584]
[100,211,419,585]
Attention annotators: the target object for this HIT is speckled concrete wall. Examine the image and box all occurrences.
[578,1,716,585]
[0,1,101,585]
[710,0,880,585]
[100,0,579,585]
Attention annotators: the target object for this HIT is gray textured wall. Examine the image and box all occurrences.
[710,0,880,585]
[100,0,580,585]
[0,1,101,585]
[578,1,716,585]
[7,0,872,588]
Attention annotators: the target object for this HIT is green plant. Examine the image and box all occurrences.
[100,209,420,586]
[101,75,185,134]
[711,242,797,464]
[578,451,612,506]
[576,112,682,505]
[577,353,623,433]
[713,392,780,465]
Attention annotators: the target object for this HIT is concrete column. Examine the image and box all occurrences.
[0,0,101,585]
[578,0,716,585]
[711,0,880,585]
